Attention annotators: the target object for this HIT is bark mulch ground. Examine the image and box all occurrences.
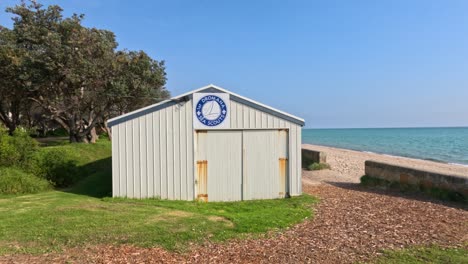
[2,182,467,264]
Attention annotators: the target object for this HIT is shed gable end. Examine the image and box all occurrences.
[107,85,305,128]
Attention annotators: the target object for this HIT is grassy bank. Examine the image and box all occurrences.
[0,139,317,255]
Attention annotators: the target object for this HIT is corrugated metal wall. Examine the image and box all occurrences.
[242,130,281,200]
[196,130,289,201]
[230,100,302,196]
[112,95,302,200]
[112,100,194,199]
[196,131,243,201]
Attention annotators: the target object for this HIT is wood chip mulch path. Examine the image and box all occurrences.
[2,183,467,264]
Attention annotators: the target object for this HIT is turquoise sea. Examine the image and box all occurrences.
[302,127,468,165]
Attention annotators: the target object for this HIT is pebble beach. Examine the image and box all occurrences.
[302,144,468,185]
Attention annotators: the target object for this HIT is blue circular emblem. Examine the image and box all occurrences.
[195,95,227,127]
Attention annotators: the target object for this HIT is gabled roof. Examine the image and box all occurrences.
[107,84,305,127]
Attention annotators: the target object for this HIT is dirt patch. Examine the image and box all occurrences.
[146,210,195,224]
[207,216,234,227]
[166,210,194,218]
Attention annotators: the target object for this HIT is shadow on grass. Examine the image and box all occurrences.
[324,179,468,210]
[64,157,113,198]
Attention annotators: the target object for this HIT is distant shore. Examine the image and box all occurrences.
[302,144,468,184]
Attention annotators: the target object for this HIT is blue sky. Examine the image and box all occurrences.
[1,0,468,128]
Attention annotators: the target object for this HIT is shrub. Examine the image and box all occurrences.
[99,133,110,140]
[307,162,331,171]
[29,148,79,188]
[0,167,51,194]
[0,129,38,168]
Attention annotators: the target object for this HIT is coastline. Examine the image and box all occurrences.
[302,144,468,184]
[302,127,468,166]
[302,142,468,166]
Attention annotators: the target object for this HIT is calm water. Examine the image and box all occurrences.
[302,127,468,165]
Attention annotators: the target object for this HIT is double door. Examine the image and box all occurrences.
[195,130,288,202]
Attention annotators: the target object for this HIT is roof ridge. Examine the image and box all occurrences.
[107,84,305,127]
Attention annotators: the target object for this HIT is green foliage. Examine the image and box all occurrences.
[111,50,169,114]
[98,132,110,140]
[0,190,316,254]
[28,148,79,188]
[374,246,468,264]
[0,25,26,134]
[26,139,111,188]
[0,167,51,194]
[0,129,38,168]
[1,1,169,142]
[360,175,467,203]
[0,117,112,193]
[307,162,331,171]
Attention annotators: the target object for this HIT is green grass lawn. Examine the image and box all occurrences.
[373,246,468,264]
[0,139,317,255]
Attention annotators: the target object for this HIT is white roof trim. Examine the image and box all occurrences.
[200,84,305,122]
[107,84,305,126]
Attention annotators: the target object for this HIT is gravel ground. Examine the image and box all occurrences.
[2,173,467,264]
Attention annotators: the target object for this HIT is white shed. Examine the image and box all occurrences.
[108,84,305,201]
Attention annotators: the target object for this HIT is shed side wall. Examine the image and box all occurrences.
[112,100,194,200]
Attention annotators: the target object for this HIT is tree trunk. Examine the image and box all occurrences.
[69,133,78,143]
[81,136,89,143]
[69,132,89,143]
[89,127,98,143]
[0,109,18,135]
[102,120,112,141]
[7,123,16,135]
[67,118,77,143]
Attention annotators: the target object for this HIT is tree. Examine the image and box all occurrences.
[32,23,119,143]
[3,1,168,142]
[1,1,63,135]
[102,50,168,139]
[0,27,24,135]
